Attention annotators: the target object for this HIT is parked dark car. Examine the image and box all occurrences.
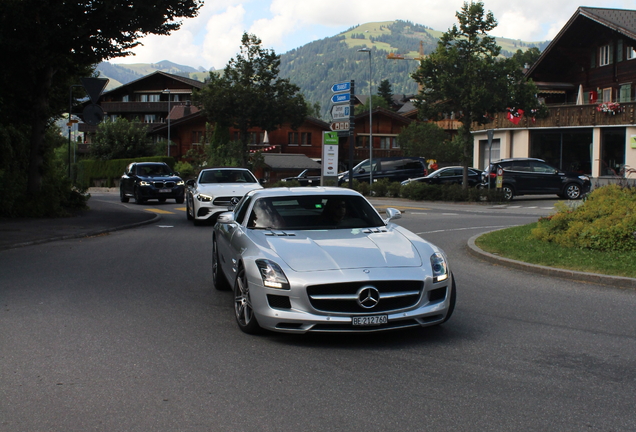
[280,169,321,186]
[481,158,591,200]
[338,157,428,185]
[401,166,482,187]
[120,162,185,204]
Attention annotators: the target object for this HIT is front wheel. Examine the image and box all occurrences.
[119,188,129,203]
[234,266,262,334]
[134,187,145,204]
[564,183,582,200]
[439,277,457,324]
[186,196,193,221]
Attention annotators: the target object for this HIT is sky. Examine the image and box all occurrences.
[112,0,636,71]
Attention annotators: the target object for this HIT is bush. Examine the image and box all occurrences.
[400,182,504,202]
[371,178,390,197]
[173,161,194,180]
[531,185,636,251]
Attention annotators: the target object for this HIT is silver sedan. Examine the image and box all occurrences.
[213,187,456,334]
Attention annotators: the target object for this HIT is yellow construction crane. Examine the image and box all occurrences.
[386,41,425,61]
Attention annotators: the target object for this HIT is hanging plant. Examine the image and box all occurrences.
[596,102,622,115]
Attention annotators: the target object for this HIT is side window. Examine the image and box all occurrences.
[403,161,422,170]
[234,196,252,225]
[531,162,556,173]
[507,161,531,171]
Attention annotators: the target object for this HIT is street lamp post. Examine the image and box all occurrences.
[163,89,171,156]
[357,47,373,185]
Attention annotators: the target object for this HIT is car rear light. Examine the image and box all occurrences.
[489,172,497,179]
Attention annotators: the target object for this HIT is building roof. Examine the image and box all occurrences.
[527,7,636,78]
[262,153,322,170]
[101,71,205,97]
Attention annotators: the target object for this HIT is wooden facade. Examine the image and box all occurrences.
[472,7,636,181]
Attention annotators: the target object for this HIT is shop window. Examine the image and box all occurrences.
[600,129,626,176]
[530,129,592,174]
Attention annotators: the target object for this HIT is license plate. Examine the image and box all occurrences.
[159,188,171,193]
[352,315,388,326]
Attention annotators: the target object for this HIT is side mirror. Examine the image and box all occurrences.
[384,208,401,223]
[259,178,267,185]
[217,212,235,224]
[186,179,195,187]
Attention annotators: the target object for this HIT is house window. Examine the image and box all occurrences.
[139,94,148,102]
[628,47,636,60]
[602,88,612,103]
[599,45,611,66]
[250,132,263,144]
[233,132,240,142]
[144,114,156,123]
[122,95,129,102]
[148,94,160,102]
[288,132,299,145]
[301,132,311,145]
[619,84,632,103]
[380,137,398,149]
[192,131,204,144]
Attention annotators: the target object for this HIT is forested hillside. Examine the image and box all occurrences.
[97,20,548,120]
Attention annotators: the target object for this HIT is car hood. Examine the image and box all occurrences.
[251,228,422,272]
[196,183,262,194]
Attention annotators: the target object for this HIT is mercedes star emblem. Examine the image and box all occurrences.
[357,286,380,309]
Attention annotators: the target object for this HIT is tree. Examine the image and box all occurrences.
[511,47,542,69]
[398,122,461,163]
[411,1,538,188]
[355,95,390,115]
[194,33,308,166]
[0,0,202,197]
[377,79,394,109]
[89,117,153,160]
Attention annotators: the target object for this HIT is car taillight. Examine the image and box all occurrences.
[489,172,496,179]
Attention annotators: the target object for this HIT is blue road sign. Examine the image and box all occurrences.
[331,82,351,93]
[331,93,350,104]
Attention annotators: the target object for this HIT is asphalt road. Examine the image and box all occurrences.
[1,193,635,431]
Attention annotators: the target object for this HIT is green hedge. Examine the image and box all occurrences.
[76,156,175,188]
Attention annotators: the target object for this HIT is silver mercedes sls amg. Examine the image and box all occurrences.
[212,187,456,334]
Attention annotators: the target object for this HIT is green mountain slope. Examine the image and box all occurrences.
[97,20,548,119]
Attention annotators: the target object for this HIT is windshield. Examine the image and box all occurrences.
[246,195,384,230]
[199,169,257,184]
[137,164,172,177]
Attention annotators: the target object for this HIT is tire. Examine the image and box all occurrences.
[502,185,514,201]
[119,188,129,203]
[134,187,145,204]
[234,265,262,334]
[212,237,230,291]
[175,196,184,204]
[563,183,582,200]
[186,196,194,221]
[439,276,457,324]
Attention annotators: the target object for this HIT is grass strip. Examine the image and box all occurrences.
[475,223,636,279]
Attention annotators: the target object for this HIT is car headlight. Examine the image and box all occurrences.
[256,259,290,290]
[578,175,590,182]
[197,194,212,202]
[430,252,448,282]
[177,180,185,186]
[139,181,151,186]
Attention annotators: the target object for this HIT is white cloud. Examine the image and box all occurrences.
[112,0,634,70]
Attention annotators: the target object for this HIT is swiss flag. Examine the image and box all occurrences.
[507,108,524,125]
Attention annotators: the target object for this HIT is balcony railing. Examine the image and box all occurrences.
[473,101,636,130]
[100,101,172,113]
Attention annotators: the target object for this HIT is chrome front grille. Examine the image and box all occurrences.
[152,181,175,188]
[213,196,241,206]
[306,280,423,313]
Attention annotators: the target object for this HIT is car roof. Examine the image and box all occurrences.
[492,158,545,163]
[201,167,251,171]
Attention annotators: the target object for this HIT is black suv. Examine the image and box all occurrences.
[338,157,428,185]
[280,169,321,186]
[481,158,591,200]
[120,162,185,204]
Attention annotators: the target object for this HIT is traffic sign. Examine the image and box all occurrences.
[331,93,350,104]
[331,82,351,93]
[330,121,349,131]
[331,105,350,119]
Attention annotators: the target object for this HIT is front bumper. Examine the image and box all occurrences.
[138,185,184,199]
[246,267,453,333]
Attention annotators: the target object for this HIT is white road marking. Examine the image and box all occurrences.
[416,225,516,235]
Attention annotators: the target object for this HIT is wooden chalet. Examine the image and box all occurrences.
[472,7,636,182]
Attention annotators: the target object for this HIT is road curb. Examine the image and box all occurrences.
[467,231,636,290]
[2,213,160,251]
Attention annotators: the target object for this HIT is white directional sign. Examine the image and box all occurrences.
[331,82,351,93]
[331,93,350,104]
[331,105,350,119]
[330,121,350,131]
